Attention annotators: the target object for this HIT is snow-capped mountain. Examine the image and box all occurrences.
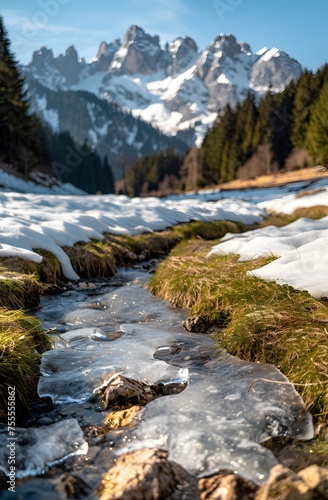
[25,73,188,180]
[24,25,302,149]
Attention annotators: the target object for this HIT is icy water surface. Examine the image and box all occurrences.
[0,266,314,497]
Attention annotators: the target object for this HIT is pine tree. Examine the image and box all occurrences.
[240,93,258,160]
[270,82,295,167]
[306,80,328,165]
[0,16,47,175]
[102,156,115,194]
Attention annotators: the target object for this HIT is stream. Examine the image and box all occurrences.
[0,263,314,498]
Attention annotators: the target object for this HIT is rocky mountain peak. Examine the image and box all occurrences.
[123,25,160,47]
[92,39,120,72]
[57,44,81,85]
[110,25,162,75]
[250,48,302,93]
[165,36,198,75]
[211,33,243,59]
[24,27,303,148]
[31,46,54,66]
[65,45,78,60]
[96,39,120,59]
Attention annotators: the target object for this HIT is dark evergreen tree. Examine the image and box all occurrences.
[102,156,115,194]
[125,148,183,196]
[270,82,295,167]
[0,16,49,175]
[291,70,317,149]
[306,80,328,165]
[47,130,116,193]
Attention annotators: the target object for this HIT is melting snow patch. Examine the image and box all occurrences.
[208,215,328,298]
[0,192,264,280]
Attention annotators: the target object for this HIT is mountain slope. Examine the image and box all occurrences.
[24,26,302,146]
[25,73,188,179]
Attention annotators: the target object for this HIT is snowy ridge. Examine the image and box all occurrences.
[24,26,302,146]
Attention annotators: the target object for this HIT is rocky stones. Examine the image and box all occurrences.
[95,373,158,411]
[95,372,187,411]
[256,464,328,499]
[53,473,91,499]
[100,448,197,500]
[100,461,328,500]
[198,470,257,499]
[104,406,141,429]
[183,315,210,333]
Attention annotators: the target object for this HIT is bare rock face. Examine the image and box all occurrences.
[95,372,187,411]
[183,315,210,333]
[95,373,158,411]
[100,448,198,500]
[110,25,162,75]
[104,405,140,429]
[198,471,257,500]
[256,464,328,499]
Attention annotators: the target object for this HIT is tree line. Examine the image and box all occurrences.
[201,64,328,185]
[0,16,115,194]
[125,63,328,195]
[0,17,48,177]
[2,12,328,196]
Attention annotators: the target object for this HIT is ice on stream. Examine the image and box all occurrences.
[120,325,313,483]
[39,271,189,403]
[38,326,189,404]
[36,269,314,484]
[0,419,87,479]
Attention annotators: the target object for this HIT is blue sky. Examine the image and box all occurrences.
[1,0,327,71]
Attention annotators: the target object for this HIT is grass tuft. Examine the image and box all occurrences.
[149,243,328,421]
[0,308,52,424]
[66,242,117,279]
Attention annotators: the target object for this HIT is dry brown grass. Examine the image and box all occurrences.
[215,166,328,192]
[66,242,117,279]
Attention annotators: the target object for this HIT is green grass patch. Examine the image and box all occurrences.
[111,231,181,262]
[172,220,252,241]
[65,241,117,279]
[0,259,42,309]
[149,243,328,421]
[0,308,52,424]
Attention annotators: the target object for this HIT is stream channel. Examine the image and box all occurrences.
[0,262,314,498]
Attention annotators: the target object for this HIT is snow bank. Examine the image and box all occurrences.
[0,192,264,280]
[1,177,328,296]
[208,216,328,298]
[259,184,328,214]
[0,167,86,195]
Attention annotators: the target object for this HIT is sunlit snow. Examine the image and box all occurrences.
[208,185,328,298]
[0,175,328,296]
[0,190,264,280]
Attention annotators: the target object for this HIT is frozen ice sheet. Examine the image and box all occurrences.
[0,419,87,479]
[119,325,313,484]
